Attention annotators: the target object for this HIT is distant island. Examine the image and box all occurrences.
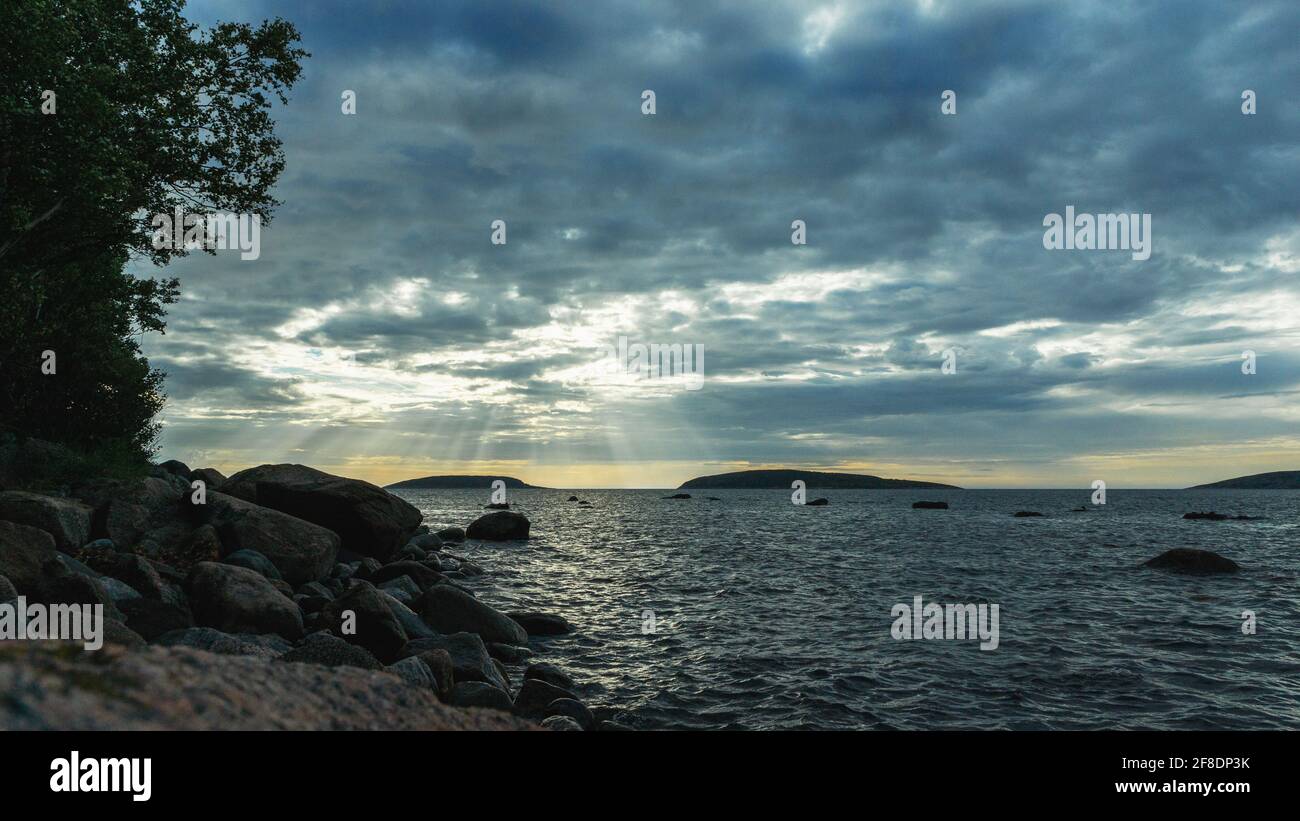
[677,469,960,490]
[1188,471,1300,489]
[385,475,543,490]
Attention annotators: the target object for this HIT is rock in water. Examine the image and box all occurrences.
[912,501,948,509]
[420,585,529,646]
[1144,548,1239,575]
[221,464,422,561]
[507,611,573,636]
[466,510,530,541]
[541,715,584,731]
[513,677,577,719]
[0,644,535,730]
[0,491,93,551]
[806,498,829,506]
[222,548,284,581]
[1183,512,1228,521]
[544,698,595,730]
[185,562,305,640]
[525,662,576,691]
[662,493,691,499]
[403,633,510,692]
[450,681,514,711]
[1013,511,1043,517]
[436,527,465,543]
[198,492,340,585]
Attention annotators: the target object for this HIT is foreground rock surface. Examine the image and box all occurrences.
[0,643,535,730]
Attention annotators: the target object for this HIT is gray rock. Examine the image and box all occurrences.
[387,656,435,690]
[410,532,443,551]
[97,576,141,604]
[319,582,408,663]
[185,562,304,640]
[370,560,443,591]
[154,627,293,659]
[0,491,93,551]
[541,715,584,731]
[0,574,17,604]
[465,510,530,541]
[420,584,528,646]
[488,642,534,664]
[450,681,514,712]
[221,549,283,581]
[157,460,192,480]
[377,589,436,640]
[297,581,334,600]
[513,678,577,719]
[1144,548,1240,575]
[525,662,576,691]
[435,527,465,543]
[414,649,454,700]
[280,631,382,670]
[118,597,193,641]
[544,698,594,730]
[403,633,509,692]
[507,611,573,636]
[220,464,422,562]
[198,492,339,586]
[189,467,227,490]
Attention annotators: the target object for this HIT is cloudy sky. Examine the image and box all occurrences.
[140,0,1300,488]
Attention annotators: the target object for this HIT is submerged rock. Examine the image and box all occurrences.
[912,501,948,509]
[662,493,691,500]
[805,498,829,506]
[1144,548,1240,575]
[1013,511,1043,517]
[1183,512,1228,521]
[507,611,573,636]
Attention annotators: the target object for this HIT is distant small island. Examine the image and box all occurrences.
[385,475,543,490]
[678,469,960,490]
[1188,471,1300,489]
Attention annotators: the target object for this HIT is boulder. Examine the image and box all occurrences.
[435,527,465,543]
[1144,548,1240,575]
[189,467,227,490]
[541,715,584,731]
[221,548,283,581]
[220,464,422,561]
[525,662,576,691]
[185,562,304,640]
[402,633,509,692]
[0,574,16,604]
[662,493,691,500]
[805,498,829,506]
[118,597,194,642]
[377,589,436,640]
[420,585,529,646]
[0,520,58,594]
[1183,512,1228,521]
[488,643,534,664]
[912,501,949,509]
[0,491,92,551]
[369,560,443,591]
[513,678,577,719]
[319,582,408,663]
[1013,511,1043,517]
[154,627,293,659]
[409,532,443,551]
[414,649,455,700]
[37,562,123,621]
[81,552,182,606]
[386,656,436,690]
[450,681,514,712]
[200,492,339,585]
[465,510,530,541]
[156,523,222,574]
[156,460,192,480]
[544,698,595,730]
[280,632,382,670]
[507,611,573,636]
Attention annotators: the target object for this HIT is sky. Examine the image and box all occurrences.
[139,0,1300,488]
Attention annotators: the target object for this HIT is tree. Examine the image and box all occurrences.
[0,0,306,466]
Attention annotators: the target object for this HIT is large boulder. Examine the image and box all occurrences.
[1144,548,1239,575]
[507,611,573,636]
[280,632,383,670]
[419,584,529,646]
[199,492,339,585]
[154,627,292,660]
[319,582,409,663]
[450,681,514,711]
[466,510,530,541]
[0,491,92,551]
[402,633,509,692]
[221,464,421,561]
[512,677,577,719]
[185,562,304,640]
[0,520,58,594]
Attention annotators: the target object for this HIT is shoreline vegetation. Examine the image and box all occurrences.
[0,452,626,731]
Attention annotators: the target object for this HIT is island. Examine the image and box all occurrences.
[677,469,960,490]
[1188,471,1300,489]
[384,475,544,490]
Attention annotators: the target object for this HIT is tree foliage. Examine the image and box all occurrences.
[0,0,306,466]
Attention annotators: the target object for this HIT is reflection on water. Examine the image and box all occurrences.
[394,488,1300,729]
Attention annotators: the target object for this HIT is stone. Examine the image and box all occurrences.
[512,678,577,719]
[319,582,408,663]
[279,632,382,670]
[435,527,465,543]
[157,460,192,480]
[189,467,227,490]
[1144,548,1240,575]
[420,585,528,646]
[524,662,576,691]
[185,562,304,640]
[450,681,514,712]
[465,510,530,541]
[0,491,93,551]
[488,642,534,664]
[221,548,284,581]
[912,501,948,509]
[541,715,584,731]
[507,611,573,636]
[1013,511,1043,517]
[544,698,595,730]
[0,520,58,594]
[118,597,194,642]
[386,656,435,690]
[154,627,293,659]
[369,560,443,591]
[805,498,829,506]
[377,589,436,640]
[414,649,455,700]
[220,464,422,561]
[198,492,340,586]
[402,633,509,692]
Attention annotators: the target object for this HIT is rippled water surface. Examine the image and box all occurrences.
[393,488,1300,729]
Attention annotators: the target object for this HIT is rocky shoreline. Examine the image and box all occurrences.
[0,461,627,731]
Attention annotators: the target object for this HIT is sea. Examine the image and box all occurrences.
[390,488,1300,730]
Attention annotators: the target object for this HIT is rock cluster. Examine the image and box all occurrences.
[0,461,625,731]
